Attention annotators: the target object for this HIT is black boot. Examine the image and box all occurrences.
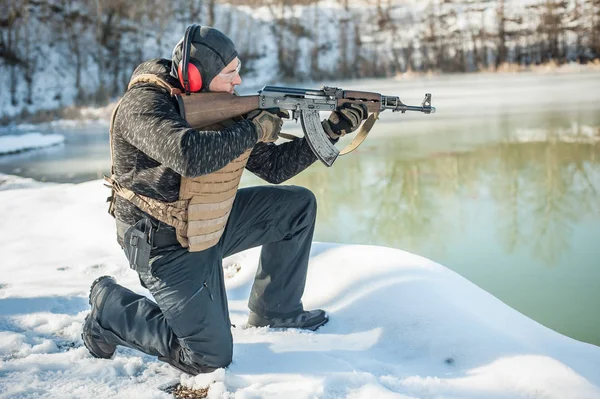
[82,276,118,359]
[247,309,329,331]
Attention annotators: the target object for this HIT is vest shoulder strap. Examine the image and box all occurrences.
[127,74,182,96]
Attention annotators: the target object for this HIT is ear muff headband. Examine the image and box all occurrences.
[179,24,202,95]
[180,25,193,94]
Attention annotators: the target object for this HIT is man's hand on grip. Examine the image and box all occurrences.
[247,109,284,143]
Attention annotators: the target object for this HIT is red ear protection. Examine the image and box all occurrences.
[179,24,203,94]
[178,61,202,93]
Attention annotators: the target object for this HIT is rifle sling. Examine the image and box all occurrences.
[339,112,379,156]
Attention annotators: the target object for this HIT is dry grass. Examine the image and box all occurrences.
[163,383,209,399]
[391,60,600,80]
[480,60,600,74]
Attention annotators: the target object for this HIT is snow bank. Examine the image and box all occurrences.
[0,173,53,191]
[0,133,65,156]
[0,177,599,399]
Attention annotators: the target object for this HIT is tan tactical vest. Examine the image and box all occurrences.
[105,74,251,252]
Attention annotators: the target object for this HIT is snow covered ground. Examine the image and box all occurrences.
[0,133,65,156]
[0,175,599,399]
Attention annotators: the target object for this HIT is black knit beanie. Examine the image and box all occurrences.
[171,26,238,92]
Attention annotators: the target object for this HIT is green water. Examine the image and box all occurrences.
[244,108,600,346]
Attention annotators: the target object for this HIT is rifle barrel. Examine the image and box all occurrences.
[390,104,436,114]
[381,94,435,114]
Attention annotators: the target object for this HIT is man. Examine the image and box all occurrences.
[82,25,368,375]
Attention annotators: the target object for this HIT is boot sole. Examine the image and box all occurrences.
[82,276,117,359]
[81,315,116,359]
[248,311,329,331]
[88,275,116,306]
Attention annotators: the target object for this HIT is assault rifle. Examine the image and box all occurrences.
[175,86,435,166]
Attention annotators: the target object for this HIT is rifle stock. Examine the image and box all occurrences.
[176,92,260,129]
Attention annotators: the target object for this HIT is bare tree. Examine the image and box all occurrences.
[338,0,350,78]
[592,0,600,57]
[423,0,441,72]
[496,0,507,68]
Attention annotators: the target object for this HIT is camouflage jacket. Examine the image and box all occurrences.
[111,58,318,232]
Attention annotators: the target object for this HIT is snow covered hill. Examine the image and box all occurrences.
[0,175,599,398]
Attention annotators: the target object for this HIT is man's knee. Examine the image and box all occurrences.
[181,331,233,369]
[209,335,233,368]
[288,186,317,215]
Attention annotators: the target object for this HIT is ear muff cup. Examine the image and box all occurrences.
[178,59,203,92]
[187,60,203,92]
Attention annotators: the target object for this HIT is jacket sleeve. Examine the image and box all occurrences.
[245,138,319,184]
[115,85,258,178]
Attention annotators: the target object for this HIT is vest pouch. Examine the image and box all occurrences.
[123,218,154,271]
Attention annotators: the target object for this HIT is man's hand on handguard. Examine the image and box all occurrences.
[247,109,288,143]
[322,103,369,140]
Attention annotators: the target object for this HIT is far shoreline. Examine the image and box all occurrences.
[1,62,599,127]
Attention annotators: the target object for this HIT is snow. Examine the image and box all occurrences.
[0,133,65,155]
[0,174,53,191]
[0,176,599,398]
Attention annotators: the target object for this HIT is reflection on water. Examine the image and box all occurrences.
[273,123,599,265]
[493,140,598,265]
[243,114,600,346]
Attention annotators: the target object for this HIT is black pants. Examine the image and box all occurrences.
[95,185,317,370]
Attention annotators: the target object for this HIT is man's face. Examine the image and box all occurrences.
[208,57,242,94]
